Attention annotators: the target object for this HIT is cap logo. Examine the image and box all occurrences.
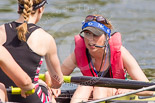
[107,29,110,33]
[88,22,93,26]
[98,23,104,29]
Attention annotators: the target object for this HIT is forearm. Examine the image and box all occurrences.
[136,91,154,96]
[48,66,63,89]
[1,65,34,90]
[0,46,33,90]
[45,71,63,89]
[61,52,77,75]
[45,56,63,88]
[45,71,52,87]
[121,46,149,82]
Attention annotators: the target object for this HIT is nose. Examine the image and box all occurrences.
[88,35,94,41]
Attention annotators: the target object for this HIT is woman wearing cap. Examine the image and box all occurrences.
[59,14,151,102]
[0,0,63,102]
[0,45,35,102]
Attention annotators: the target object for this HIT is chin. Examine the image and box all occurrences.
[88,47,97,53]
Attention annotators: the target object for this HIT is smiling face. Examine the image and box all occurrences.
[83,30,106,53]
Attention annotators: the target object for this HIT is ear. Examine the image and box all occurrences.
[38,8,42,13]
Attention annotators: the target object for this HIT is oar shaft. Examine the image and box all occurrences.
[64,76,155,91]
[39,74,155,91]
[87,85,155,103]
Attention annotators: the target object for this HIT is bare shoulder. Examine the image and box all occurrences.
[28,28,56,56]
[121,46,130,53]
[121,46,131,55]
[0,24,6,45]
[0,24,5,29]
[121,46,126,51]
[0,24,5,32]
[121,45,136,64]
[33,28,54,41]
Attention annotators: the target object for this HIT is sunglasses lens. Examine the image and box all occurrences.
[85,15,108,24]
[97,16,108,24]
[85,15,94,22]
[96,16,105,21]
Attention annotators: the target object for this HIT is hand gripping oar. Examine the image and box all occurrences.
[5,74,44,95]
[6,74,45,95]
[7,86,35,95]
[5,74,45,95]
[63,76,155,91]
[86,85,155,103]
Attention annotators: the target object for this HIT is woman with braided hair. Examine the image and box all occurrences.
[0,0,63,102]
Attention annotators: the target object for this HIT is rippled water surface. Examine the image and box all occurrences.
[0,0,155,81]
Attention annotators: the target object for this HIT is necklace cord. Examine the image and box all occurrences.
[88,34,109,77]
[98,34,109,75]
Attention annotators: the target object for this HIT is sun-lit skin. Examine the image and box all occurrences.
[83,30,107,57]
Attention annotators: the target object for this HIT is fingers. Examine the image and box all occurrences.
[21,90,27,98]
[55,89,61,97]
[115,89,133,95]
[51,89,61,97]
[20,89,32,98]
[115,89,123,95]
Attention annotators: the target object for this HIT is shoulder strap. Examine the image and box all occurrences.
[10,21,41,41]
[4,22,17,44]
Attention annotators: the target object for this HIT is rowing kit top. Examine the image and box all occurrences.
[74,32,126,79]
[0,21,51,103]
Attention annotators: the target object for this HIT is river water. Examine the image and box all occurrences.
[0,0,155,82]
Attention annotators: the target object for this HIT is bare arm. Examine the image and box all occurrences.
[27,29,63,89]
[115,46,152,96]
[61,52,77,75]
[0,46,34,91]
[45,52,77,87]
[45,36,63,89]
[44,51,77,98]
[0,25,6,45]
[121,46,148,82]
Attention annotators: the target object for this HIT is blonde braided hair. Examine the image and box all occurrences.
[17,0,33,41]
[17,0,43,42]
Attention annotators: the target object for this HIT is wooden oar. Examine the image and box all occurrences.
[63,76,155,91]
[7,86,35,95]
[86,85,155,103]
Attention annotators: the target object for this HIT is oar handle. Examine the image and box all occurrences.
[63,76,71,83]
[7,86,35,95]
[39,74,45,81]
[39,74,71,83]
